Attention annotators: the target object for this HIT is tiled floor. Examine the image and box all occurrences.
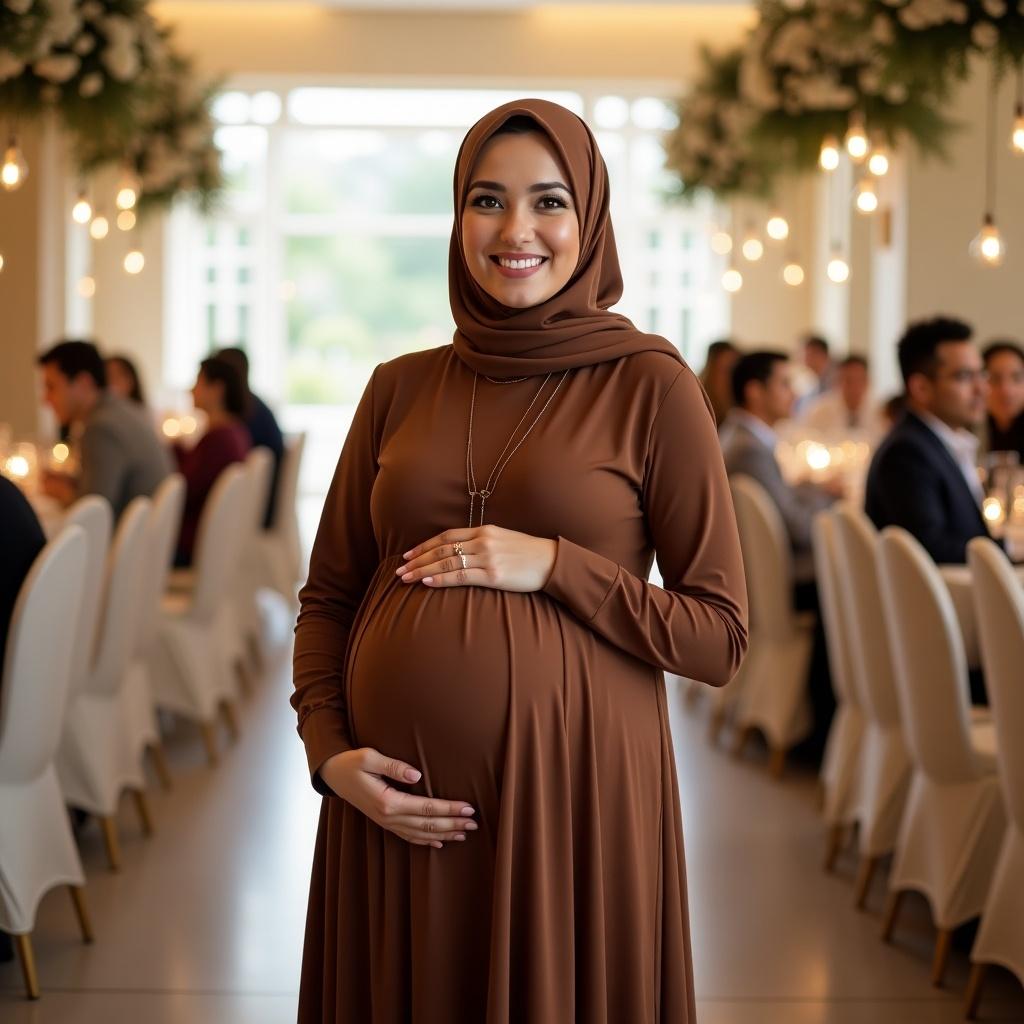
[1,649,1022,1022]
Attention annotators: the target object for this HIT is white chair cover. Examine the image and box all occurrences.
[832,507,912,862]
[727,475,813,756]
[236,447,275,656]
[813,509,865,827]
[877,527,1005,931]
[56,497,153,816]
[254,431,306,600]
[0,526,89,934]
[151,464,250,725]
[967,538,1024,989]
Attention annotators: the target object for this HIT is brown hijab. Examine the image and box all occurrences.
[449,98,684,378]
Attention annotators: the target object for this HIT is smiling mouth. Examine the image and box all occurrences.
[490,255,548,270]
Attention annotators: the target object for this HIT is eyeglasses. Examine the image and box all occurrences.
[934,368,988,385]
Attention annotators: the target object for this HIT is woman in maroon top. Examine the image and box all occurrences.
[174,356,252,566]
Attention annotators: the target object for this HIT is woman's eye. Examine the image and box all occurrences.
[470,194,501,209]
[538,195,568,210]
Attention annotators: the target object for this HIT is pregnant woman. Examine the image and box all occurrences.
[292,97,748,1023]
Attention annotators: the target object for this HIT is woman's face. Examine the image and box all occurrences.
[461,130,581,309]
[106,359,134,400]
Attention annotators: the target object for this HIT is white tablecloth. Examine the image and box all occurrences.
[940,563,1024,669]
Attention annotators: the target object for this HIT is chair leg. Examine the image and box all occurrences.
[854,855,878,910]
[68,885,94,943]
[964,963,987,1020]
[149,741,173,790]
[220,699,240,741]
[200,721,220,766]
[824,824,845,871]
[881,890,903,942]
[931,929,952,988]
[131,789,155,837]
[731,725,752,758]
[768,746,787,778]
[14,933,40,1000]
[99,815,122,871]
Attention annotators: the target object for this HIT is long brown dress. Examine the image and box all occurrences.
[292,343,748,1023]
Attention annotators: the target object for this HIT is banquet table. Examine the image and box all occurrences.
[940,562,1024,669]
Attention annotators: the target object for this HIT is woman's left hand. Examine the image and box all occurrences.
[396,525,557,594]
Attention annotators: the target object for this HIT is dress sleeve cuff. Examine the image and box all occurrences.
[299,707,354,797]
[542,535,620,622]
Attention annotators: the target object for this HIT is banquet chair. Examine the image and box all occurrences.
[150,464,249,765]
[123,473,186,790]
[876,527,1005,987]
[253,431,306,602]
[964,538,1024,1018]
[812,509,866,870]
[56,497,155,871]
[831,507,912,909]
[235,446,275,677]
[0,525,92,1000]
[727,475,814,776]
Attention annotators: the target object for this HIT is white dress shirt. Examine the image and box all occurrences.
[918,411,984,505]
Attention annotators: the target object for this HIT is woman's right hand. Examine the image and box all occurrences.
[319,747,478,849]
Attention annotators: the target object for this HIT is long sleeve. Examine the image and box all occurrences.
[292,369,382,793]
[79,421,127,513]
[542,368,748,686]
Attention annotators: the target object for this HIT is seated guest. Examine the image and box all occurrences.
[981,340,1024,459]
[216,346,284,529]
[800,355,874,433]
[794,333,836,414]
[698,338,740,430]
[38,340,172,519]
[0,477,46,965]
[105,354,147,407]
[865,316,991,565]
[881,392,908,431]
[722,351,839,757]
[174,357,252,566]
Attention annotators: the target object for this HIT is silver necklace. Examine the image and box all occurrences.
[465,369,570,528]
[484,374,530,385]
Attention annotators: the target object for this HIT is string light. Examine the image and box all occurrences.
[89,214,110,240]
[868,147,890,177]
[116,167,139,210]
[845,112,869,163]
[741,231,764,262]
[855,178,879,214]
[766,213,790,241]
[1,135,28,191]
[819,135,840,172]
[117,209,136,231]
[782,261,805,286]
[72,190,92,224]
[722,268,743,293]
[124,248,145,274]
[710,230,733,255]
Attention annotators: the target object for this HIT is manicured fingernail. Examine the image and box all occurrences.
[405,768,421,782]
[455,834,466,841]
[395,565,406,575]
[461,806,475,816]
[432,841,443,849]
[422,577,433,584]
[401,572,414,581]
[404,549,413,558]
[465,822,478,831]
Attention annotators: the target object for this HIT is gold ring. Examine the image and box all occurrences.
[453,542,464,556]
[460,554,468,570]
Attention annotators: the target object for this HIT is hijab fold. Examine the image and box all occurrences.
[449,98,684,377]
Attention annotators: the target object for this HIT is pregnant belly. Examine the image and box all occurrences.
[347,567,564,789]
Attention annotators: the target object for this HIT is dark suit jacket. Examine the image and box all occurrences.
[0,477,46,675]
[246,393,285,529]
[865,411,991,565]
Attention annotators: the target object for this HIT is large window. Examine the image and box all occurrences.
[166,84,728,546]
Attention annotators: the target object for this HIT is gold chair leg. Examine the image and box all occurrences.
[99,815,122,871]
[769,746,787,778]
[200,721,220,766]
[68,885,94,943]
[881,890,903,942]
[931,929,952,988]
[824,824,845,871]
[220,699,240,741]
[14,933,40,1000]
[964,963,988,1020]
[149,741,172,790]
[132,789,154,837]
[854,855,878,910]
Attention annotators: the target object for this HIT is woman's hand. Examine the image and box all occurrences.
[396,525,557,593]
[319,747,478,849]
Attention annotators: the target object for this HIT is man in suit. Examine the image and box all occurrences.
[865,317,991,566]
[722,351,839,757]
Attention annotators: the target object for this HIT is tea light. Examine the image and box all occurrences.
[51,442,70,464]
[4,454,29,478]
[162,417,182,439]
[983,496,1006,527]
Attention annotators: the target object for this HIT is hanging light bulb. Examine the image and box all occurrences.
[868,146,890,177]
[827,254,850,284]
[116,167,140,210]
[782,261,805,287]
[1012,103,1024,155]
[722,268,743,293]
[1,135,28,191]
[124,247,145,274]
[819,135,840,172]
[710,230,733,255]
[77,275,96,298]
[766,213,790,241]
[117,209,136,232]
[970,214,1006,267]
[845,113,869,163]
[741,231,764,262]
[855,178,879,214]
[89,213,109,240]
[72,191,93,224]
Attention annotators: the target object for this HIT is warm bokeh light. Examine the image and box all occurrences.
[77,275,96,298]
[845,118,869,162]
[1012,107,1024,154]
[971,217,1006,267]
[4,455,29,478]
[52,443,70,463]
[162,417,182,439]
[983,496,1005,523]
[72,195,93,224]
[722,268,743,293]
[710,231,733,255]
[90,215,110,240]
[117,209,137,231]
[179,415,198,435]
[766,214,790,241]
[827,257,850,284]
[855,179,879,214]
[819,135,840,172]
[124,249,145,274]
[868,149,890,176]
[741,235,764,262]
[1,140,27,191]
[782,261,805,286]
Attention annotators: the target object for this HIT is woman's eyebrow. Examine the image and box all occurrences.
[467,179,572,195]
